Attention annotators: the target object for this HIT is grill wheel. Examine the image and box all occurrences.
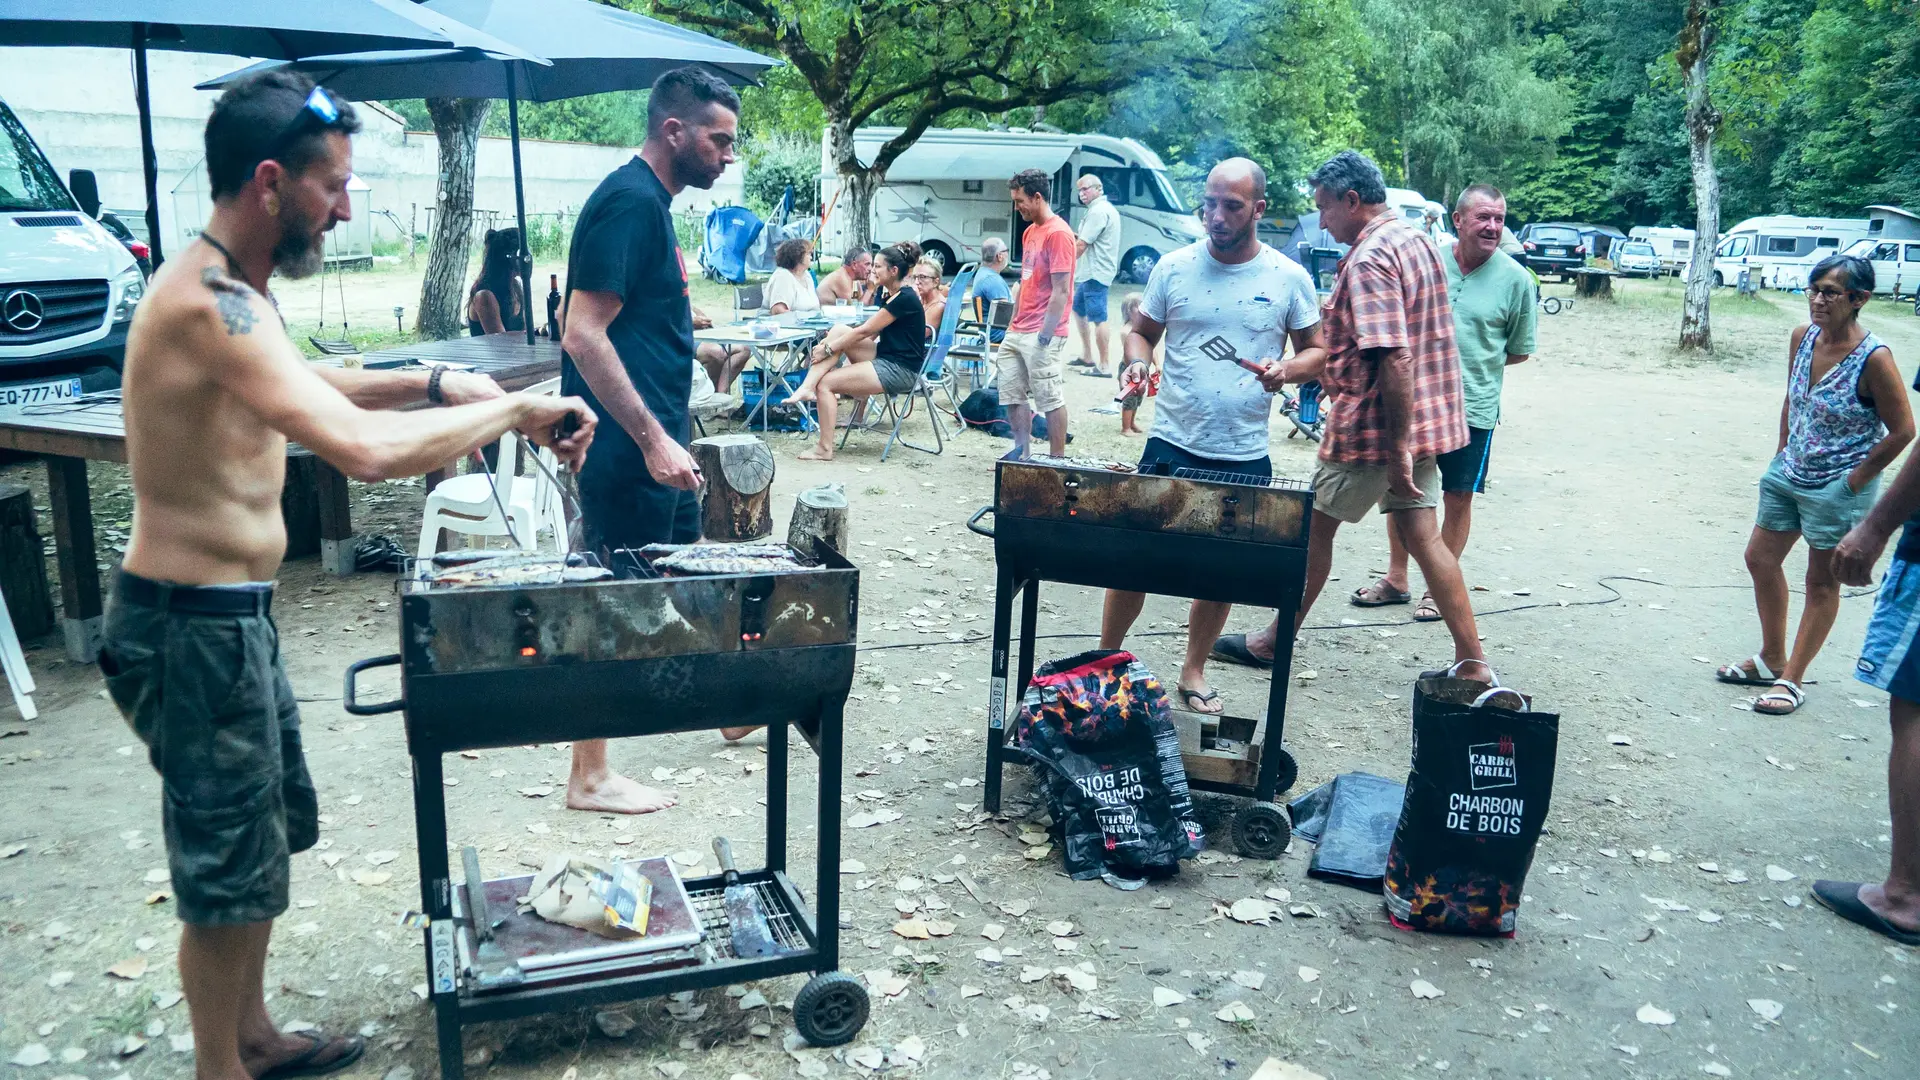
[1231,800,1294,860]
[793,970,870,1046]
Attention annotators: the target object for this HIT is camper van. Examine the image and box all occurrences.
[1628,225,1695,276]
[1840,205,1920,305]
[1711,214,1869,288]
[1,94,145,404]
[819,127,1204,283]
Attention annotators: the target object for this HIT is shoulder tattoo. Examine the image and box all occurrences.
[200,265,258,336]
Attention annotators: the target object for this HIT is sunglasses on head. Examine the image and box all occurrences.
[246,87,343,181]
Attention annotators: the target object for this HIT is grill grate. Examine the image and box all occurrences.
[1171,467,1312,492]
[687,880,811,958]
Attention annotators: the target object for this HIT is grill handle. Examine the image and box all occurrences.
[343,653,404,715]
[967,505,995,538]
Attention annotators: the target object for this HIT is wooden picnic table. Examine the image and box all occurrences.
[0,336,559,661]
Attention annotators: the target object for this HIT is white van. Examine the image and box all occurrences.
[1711,214,1869,289]
[1840,205,1920,304]
[819,127,1204,283]
[1628,225,1694,276]
[1,94,144,406]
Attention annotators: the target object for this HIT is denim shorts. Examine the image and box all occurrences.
[101,574,317,926]
[1857,556,1920,703]
[1071,280,1110,321]
[1756,455,1876,549]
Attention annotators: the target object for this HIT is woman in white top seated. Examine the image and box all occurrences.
[765,238,820,315]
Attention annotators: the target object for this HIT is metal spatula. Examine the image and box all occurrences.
[1197,335,1269,375]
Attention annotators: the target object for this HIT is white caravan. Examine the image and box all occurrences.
[1839,205,1920,303]
[1710,213,1869,288]
[818,127,1204,283]
[1627,225,1694,276]
[1,95,145,405]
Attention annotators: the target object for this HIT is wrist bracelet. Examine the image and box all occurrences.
[426,366,445,405]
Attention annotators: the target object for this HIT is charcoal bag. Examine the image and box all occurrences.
[1383,668,1559,935]
[1009,649,1204,880]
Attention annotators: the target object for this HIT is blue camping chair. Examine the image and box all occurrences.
[701,205,763,284]
[842,264,976,462]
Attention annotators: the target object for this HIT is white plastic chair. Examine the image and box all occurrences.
[416,378,566,558]
[0,584,38,720]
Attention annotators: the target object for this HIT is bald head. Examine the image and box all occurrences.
[1201,157,1268,258]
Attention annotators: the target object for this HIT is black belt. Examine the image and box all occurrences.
[115,571,273,616]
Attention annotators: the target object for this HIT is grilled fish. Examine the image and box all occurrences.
[653,552,805,577]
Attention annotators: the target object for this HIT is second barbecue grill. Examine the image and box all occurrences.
[971,458,1313,857]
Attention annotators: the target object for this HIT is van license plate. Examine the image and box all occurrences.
[0,376,84,412]
[1545,247,1565,255]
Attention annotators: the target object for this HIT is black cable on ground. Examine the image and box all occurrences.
[853,573,1880,654]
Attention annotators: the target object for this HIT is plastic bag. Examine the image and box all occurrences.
[1010,649,1203,881]
[1383,667,1558,935]
[1287,772,1405,889]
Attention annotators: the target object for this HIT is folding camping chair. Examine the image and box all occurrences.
[949,295,1009,393]
[0,582,38,720]
[700,205,764,284]
[841,265,975,462]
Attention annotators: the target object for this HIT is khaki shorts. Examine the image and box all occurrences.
[997,330,1068,414]
[1312,456,1442,523]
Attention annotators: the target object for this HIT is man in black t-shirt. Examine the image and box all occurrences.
[557,67,740,815]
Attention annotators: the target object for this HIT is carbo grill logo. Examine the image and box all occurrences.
[3,289,45,332]
[1467,736,1517,791]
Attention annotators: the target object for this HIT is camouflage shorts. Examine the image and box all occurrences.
[100,578,317,926]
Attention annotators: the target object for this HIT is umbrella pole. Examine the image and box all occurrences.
[506,65,534,347]
[133,23,164,268]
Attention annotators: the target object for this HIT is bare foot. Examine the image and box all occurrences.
[789,387,819,405]
[1121,427,1139,437]
[719,726,762,742]
[797,445,833,462]
[566,773,676,814]
[1176,683,1224,714]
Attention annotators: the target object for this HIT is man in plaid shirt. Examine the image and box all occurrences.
[1210,151,1491,681]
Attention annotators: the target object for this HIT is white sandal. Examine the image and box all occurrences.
[1752,679,1804,716]
[1716,654,1777,686]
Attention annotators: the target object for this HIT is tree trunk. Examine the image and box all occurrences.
[416,98,491,341]
[787,483,849,560]
[826,115,881,253]
[1677,0,1721,353]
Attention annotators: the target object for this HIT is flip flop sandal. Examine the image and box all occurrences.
[1715,653,1778,686]
[1751,679,1804,716]
[1810,879,1920,945]
[1350,581,1412,607]
[1177,686,1224,714]
[256,1032,366,1080]
[1412,593,1442,622]
[1208,633,1274,670]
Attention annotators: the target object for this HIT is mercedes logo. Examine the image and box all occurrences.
[3,289,44,332]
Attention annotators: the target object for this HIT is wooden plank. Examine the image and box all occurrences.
[0,482,55,640]
[314,461,355,574]
[1182,750,1260,789]
[45,456,103,661]
[280,455,321,559]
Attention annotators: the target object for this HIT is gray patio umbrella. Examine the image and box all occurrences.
[200,0,779,343]
[0,0,542,266]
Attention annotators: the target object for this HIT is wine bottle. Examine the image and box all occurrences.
[545,273,561,340]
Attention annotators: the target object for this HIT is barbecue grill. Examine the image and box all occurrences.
[969,457,1313,857]
[343,542,869,1078]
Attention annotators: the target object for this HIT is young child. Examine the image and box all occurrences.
[1114,293,1159,436]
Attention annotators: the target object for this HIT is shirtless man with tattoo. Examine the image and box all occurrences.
[102,73,595,1080]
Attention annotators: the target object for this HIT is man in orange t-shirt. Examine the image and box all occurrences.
[1001,167,1076,458]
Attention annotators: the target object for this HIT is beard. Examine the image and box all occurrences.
[270,202,326,280]
[672,143,723,190]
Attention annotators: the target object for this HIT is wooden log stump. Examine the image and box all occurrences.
[0,483,55,640]
[691,433,775,541]
[787,483,849,559]
[1571,268,1615,300]
[280,454,322,560]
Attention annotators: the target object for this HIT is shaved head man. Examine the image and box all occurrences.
[1099,157,1326,714]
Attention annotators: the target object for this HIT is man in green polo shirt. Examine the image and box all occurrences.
[1351,183,1536,620]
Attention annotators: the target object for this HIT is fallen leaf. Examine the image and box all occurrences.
[1000,899,1032,918]
[517,786,553,798]
[975,947,1003,964]
[1184,1032,1212,1053]
[981,923,1005,941]
[1020,965,1049,983]
[1226,897,1283,925]
[1297,967,1320,983]
[41,920,71,939]
[1249,1059,1328,1080]
[143,868,170,884]
[961,984,983,998]
[107,956,149,980]
[1263,886,1292,903]
[1153,987,1185,1007]
[1232,970,1267,990]
[1045,920,1075,937]
[892,919,931,940]
[839,859,867,874]
[1747,998,1784,1022]
[1057,967,1097,992]
[10,1044,50,1067]
[1,843,24,859]
[1697,910,1724,923]
[1023,843,1053,861]
[1700,1063,1731,1077]
[1698,862,1720,873]
[364,850,399,866]
[1637,1003,1676,1026]
[350,869,393,887]
[1765,864,1797,882]
[1410,979,1444,1000]
[894,1035,926,1063]
[925,920,956,937]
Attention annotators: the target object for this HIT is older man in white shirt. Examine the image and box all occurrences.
[1071,173,1122,374]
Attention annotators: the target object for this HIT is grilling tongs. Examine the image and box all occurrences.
[461,846,526,990]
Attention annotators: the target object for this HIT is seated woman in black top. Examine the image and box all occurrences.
[790,243,926,461]
[466,227,527,336]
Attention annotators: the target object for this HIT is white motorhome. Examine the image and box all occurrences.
[1,94,144,405]
[1839,205,1920,303]
[1710,213,1869,288]
[818,127,1204,283]
[1627,225,1694,276]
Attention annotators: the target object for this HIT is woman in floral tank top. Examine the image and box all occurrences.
[1716,255,1913,715]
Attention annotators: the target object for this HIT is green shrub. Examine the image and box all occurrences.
[740,132,820,218]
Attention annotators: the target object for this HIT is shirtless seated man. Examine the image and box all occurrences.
[104,73,595,1080]
[816,245,875,306]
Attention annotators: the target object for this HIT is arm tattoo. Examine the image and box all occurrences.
[201,266,259,336]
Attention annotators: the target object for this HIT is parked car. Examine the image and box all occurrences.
[1516,222,1586,280]
[1614,240,1662,279]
